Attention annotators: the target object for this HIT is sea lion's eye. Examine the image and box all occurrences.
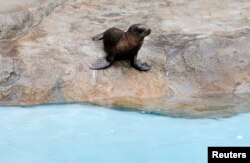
[137,28,144,33]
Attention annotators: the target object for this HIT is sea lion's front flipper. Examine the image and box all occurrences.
[133,59,151,71]
[89,57,112,70]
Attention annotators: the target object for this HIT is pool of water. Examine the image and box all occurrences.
[0,104,249,163]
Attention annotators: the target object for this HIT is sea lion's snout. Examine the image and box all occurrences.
[137,24,151,36]
[141,27,151,37]
[147,28,151,35]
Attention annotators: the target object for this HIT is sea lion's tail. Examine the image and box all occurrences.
[92,33,104,41]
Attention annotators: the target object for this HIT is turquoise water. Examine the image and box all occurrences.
[0,104,249,163]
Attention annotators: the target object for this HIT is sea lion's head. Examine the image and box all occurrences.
[127,24,151,39]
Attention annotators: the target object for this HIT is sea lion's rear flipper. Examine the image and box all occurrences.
[89,57,112,70]
[92,33,104,41]
[133,59,151,71]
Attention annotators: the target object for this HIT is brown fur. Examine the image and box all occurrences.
[90,24,151,71]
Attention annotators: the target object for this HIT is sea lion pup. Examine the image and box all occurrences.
[90,24,151,71]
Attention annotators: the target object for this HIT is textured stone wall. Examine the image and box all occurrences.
[0,0,249,105]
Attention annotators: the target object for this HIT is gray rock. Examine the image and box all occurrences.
[0,0,67,40]
[166,32,250,96]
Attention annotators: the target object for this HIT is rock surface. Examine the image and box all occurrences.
[0,0,66,40]
[0,0,250,107]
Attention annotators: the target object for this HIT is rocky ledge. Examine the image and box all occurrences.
[0,0,250,106]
